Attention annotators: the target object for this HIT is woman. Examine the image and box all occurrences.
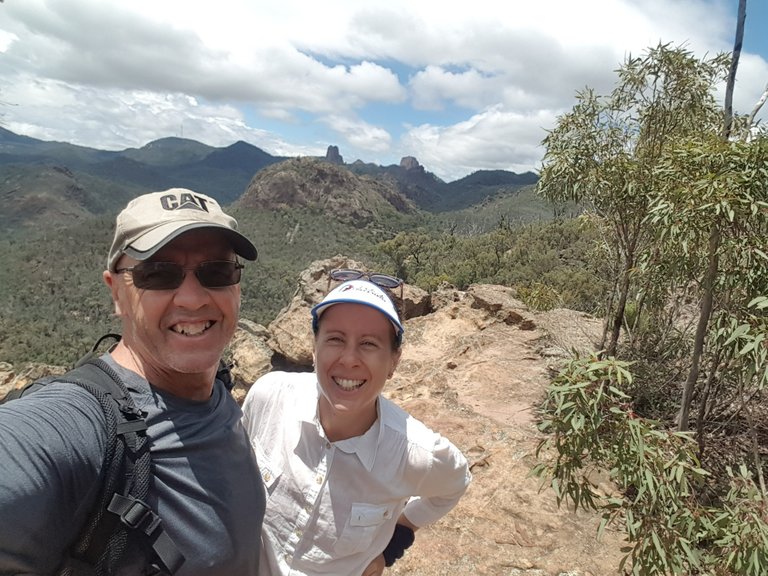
[242,272,471,576]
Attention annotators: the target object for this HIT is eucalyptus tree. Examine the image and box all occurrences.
[537,44,728,356]
[649,136,768,439]
[645,0,768,447]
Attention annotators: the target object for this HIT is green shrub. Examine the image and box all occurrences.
[517,282,563,311]
[533,354,768,575]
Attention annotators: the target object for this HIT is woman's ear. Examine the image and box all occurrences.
[388,349,402,379]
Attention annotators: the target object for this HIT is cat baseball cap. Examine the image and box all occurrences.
[107,188,257,271]
[311,279,404,344]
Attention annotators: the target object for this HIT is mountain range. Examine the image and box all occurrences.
[0,127,539,232]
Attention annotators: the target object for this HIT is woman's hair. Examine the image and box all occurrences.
[384,288,403,350]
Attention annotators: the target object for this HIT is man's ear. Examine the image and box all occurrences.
[103,270,123,316]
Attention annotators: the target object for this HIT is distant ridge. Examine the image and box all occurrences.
[119,137,214,166]
[202,140,279,171]
[0,127,539,231]
[454,169,539,187]
[0,126,42,146]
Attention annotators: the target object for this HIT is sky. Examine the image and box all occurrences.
[0,0,766,182]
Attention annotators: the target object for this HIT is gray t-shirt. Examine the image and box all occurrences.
[0,355,265,575]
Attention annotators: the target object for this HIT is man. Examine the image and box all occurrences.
[0,188,265,575]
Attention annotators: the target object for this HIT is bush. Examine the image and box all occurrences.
[533,354,768,575]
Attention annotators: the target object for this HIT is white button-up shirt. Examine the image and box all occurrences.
[242,371,471,576]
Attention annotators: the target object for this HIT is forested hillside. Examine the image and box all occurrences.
[0,186,599,366]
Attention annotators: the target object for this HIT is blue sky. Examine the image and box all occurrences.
[0,0,766,182]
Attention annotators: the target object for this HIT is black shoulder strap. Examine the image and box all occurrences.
[50,358,185,575]
[73,333,123,369]
[217,359,234,391]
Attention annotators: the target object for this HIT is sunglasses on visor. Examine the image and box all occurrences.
[327,268,404,299]
[116,260,244,290]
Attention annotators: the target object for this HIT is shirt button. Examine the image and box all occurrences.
[263,472,271,482]
[315,475,324,484]
[325,441,331,449]
[304,504,312,513]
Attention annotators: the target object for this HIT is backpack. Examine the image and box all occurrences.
[1,334,185,575]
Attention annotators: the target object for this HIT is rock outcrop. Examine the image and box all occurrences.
[400,156,422,171]
[237,157,417,223]
[324,145,343,165]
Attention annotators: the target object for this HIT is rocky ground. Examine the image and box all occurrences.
[377,292,627,576]
[1,257,630,575]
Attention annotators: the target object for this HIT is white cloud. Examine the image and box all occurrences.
[1,76,287,152]
[402,106,555,181]
[410,67,503,111]
[0,29,17,52]
[0,0,765,182]
[324,115,392,153]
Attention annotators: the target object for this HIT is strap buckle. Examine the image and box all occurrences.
[109,495,162,535]
[107,494,185,573]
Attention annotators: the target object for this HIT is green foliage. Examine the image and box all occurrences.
[0,206,390,364]
[641,134,768,433]
[426,184,565,233]
[516,283,562,311]
[531,40,768,575]
[537,43,730,355]
[1,198,610,364]
[648,136,768,291]
[0,217,121,366]
[712,298,768,391]
[373,217,609,313]
[534,355,768,575]
[705,464,768,576]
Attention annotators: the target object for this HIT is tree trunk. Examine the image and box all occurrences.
[722,0,746,139]
[695,350,721,456]
[679,225,720,432]
[599,278,617,353]
[680,0,743,433]
[606,257,632,357]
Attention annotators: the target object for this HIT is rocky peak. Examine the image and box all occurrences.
[400,156,423,171]
[324,145,344,165]
[237,157,417,222]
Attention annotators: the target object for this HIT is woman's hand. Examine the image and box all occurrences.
[361,554,386,576]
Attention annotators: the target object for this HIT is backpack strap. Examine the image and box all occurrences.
[216,359,234,391]
[49,358,185,575]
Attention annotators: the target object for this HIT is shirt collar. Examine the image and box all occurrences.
[335,412,381,471]
[307,380,383,471]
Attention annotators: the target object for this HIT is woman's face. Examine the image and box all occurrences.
[313,303,401,439]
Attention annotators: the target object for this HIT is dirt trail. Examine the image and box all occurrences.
[384,294,627,576]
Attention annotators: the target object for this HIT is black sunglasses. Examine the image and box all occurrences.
[116,260,244,290]
[327,268,404,299]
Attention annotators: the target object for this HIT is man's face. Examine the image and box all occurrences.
[106,229,241,383]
